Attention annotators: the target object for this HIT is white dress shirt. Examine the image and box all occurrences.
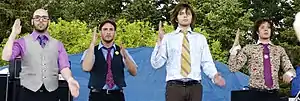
[150,27,218,82]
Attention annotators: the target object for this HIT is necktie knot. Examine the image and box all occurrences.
[38,35,46,48]
[38,35,46,40]
[182,31,188,35]
[103,46,113,52]
[262,43,269,47]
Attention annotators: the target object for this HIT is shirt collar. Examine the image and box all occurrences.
[175,25,193,34]
[256,40,273,45]
[98,42,116,50]
[31,31,50,41]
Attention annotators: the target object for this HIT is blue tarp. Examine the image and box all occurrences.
[291,66,300,96]
[69,47,249,101]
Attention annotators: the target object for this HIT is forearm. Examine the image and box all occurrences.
[60,68,74,82]
[123,54,137,76]
[150,42,167,69]
[82,44,95,71]
[2,34,17,61]
[228,55,240,72]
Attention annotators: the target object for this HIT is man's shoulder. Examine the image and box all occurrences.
[190,32,207,40]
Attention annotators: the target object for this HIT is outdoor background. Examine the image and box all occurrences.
[0,0,300,96]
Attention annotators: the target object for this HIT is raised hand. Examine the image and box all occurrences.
[91,27,99,45]
[12,19,22,35]
[157,21,165,45]
[229,28,241,55]
[293,12,300,41]
[120,41,127,58]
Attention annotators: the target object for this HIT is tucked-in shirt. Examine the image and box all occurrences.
[80,43,138,90]
[10,31,70,71]
[150,26,218,82]
[228,41,296,90]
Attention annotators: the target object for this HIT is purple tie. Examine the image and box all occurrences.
[38,35,46,48]
[105,47,115,89]
[262,44,273,88]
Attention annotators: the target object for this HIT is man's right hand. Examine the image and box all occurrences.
[229,29,241,55]
[157,21,165,45]
[91,27,99,45]
[12,19,22,36]
[293,12,300,41]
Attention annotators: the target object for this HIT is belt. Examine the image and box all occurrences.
[167,80,200,86]
[249,87,279,94]
[90,88,122,94]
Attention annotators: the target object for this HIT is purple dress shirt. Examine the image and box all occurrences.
[10,31,70,71]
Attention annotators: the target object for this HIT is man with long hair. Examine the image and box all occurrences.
[150,3,225,101]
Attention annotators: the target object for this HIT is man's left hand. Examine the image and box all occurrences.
[67,78,80,98]
[283,72,293,83]
[213,73,226,87]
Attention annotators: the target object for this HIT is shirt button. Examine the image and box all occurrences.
[43,70,46,72]
[43,76,46,79]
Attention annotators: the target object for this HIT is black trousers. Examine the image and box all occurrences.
[246,88,287,101]
[165,80,203,101]
[19,85,59,101]
[88,89,125,101]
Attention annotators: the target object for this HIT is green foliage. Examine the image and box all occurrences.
[48,18,92,54]
[115,19,157,48]
[191,0,253,51]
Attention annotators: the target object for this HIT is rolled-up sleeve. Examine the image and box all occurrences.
[57,42,70,71]
[10,38,25,60]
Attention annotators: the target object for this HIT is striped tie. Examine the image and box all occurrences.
[180,32,191,77]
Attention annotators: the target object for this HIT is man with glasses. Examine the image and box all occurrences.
[1,9,80,101]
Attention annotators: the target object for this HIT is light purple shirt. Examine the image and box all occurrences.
[10,31,70,71]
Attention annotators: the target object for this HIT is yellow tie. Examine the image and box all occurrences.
[180,32,191,77]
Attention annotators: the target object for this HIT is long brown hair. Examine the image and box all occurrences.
[170,3,196,29]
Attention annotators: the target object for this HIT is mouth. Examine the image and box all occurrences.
[183,19,188,22]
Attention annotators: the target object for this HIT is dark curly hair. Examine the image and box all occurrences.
[252,18,274,41]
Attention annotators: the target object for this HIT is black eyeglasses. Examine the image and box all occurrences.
[32,15,49,22]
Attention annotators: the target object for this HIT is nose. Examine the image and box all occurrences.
[183,14,187,18]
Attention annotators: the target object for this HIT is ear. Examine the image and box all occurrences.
[31,19,33,25]
[47,20,51,31]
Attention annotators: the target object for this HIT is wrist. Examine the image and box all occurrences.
[67,77,74,83]
[214,73,221,79]
[9,33,17,39]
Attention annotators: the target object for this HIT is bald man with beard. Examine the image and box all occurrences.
[1,9,80,101]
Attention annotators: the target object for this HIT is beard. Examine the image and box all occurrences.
[34,24,48,33]
[103,38,113,43]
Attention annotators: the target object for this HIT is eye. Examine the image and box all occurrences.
[179,12,184,15]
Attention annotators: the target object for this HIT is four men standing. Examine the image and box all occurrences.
[1,3,299,101]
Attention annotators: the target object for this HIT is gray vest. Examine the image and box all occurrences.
[20,34,59,92]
